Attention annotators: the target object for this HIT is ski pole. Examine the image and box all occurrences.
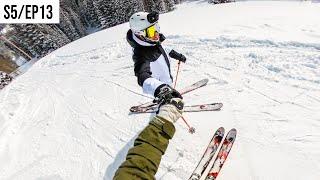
[174,61,181,88]
[181,116,195,134]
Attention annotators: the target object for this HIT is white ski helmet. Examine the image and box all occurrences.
[129,12,159,32]
[129,12,160,43]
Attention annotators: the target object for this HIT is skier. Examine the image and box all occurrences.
[126,11,187,104]
[113,97,184,179]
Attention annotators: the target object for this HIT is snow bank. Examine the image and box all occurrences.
[0,1,319,180]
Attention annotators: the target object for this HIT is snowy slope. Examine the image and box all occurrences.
[1,1,320,180]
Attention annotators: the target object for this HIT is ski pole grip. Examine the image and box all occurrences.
[169,50,186,63]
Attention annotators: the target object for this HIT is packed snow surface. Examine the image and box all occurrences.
[1,1,320,180]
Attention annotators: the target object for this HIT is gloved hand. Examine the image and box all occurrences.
[157,98,184,123]
[169,50,186,63]
[154,84,182,106]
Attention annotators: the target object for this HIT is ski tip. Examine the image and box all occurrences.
[206,102,223,106]
[230,128,237,133]
[189,173,201,180]
[217,127,225,133]
[227,128,237,139]
[129,106,138,112]
[216,103,223,108]
[201,78,209,85]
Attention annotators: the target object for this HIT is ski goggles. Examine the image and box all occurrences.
[144,24,160,38]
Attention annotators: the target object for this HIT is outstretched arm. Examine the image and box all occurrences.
[113,116,175,180]
[114,99,183,180]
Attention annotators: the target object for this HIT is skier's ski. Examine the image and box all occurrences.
[130,78,209,113]
[130,103,223,114]
[184,103,223,112]
[189,127,225,180]
[205,128,237,180]
[179,78,209,95]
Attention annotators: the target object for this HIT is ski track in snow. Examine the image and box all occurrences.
[1,36,320,179]
[1,1,320,180]
[158,34,320,179]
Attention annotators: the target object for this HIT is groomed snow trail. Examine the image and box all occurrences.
[1,1,320,180]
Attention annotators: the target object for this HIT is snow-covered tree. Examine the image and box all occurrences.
[59,1,87,41]
[164,0,176,11]
[117,0,144,24]
[5,25,34,59]
[142,0,156,12]
[81,0,101,28]
[141,0,176,13]
[2,0,182,61]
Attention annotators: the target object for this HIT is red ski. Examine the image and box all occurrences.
[189,127,225,180]
[205,128,237,180]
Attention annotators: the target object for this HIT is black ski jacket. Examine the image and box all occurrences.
[126,30,173,96]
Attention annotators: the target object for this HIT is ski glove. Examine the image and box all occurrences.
[154,84,183,107]
[157,98,183,123]
[169,50,187,63]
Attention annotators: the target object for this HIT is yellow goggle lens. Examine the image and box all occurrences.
[146,25,157,38]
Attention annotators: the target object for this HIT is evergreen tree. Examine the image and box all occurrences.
[164,0,176,11]
[6,24,34,59]
[142,0,156,12]
[47,25,71,46]
[2,0,182,62]
[117,0,144,24]
[103,0,120,28]
[93,0,111,29]
[81,0,101,28]
[57,8,82,41]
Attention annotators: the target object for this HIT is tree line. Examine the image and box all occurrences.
[0,0,181,63]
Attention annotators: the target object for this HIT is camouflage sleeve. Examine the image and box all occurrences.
[113,116,175,180]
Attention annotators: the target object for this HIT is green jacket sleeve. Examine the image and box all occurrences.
[113,116,176,180]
